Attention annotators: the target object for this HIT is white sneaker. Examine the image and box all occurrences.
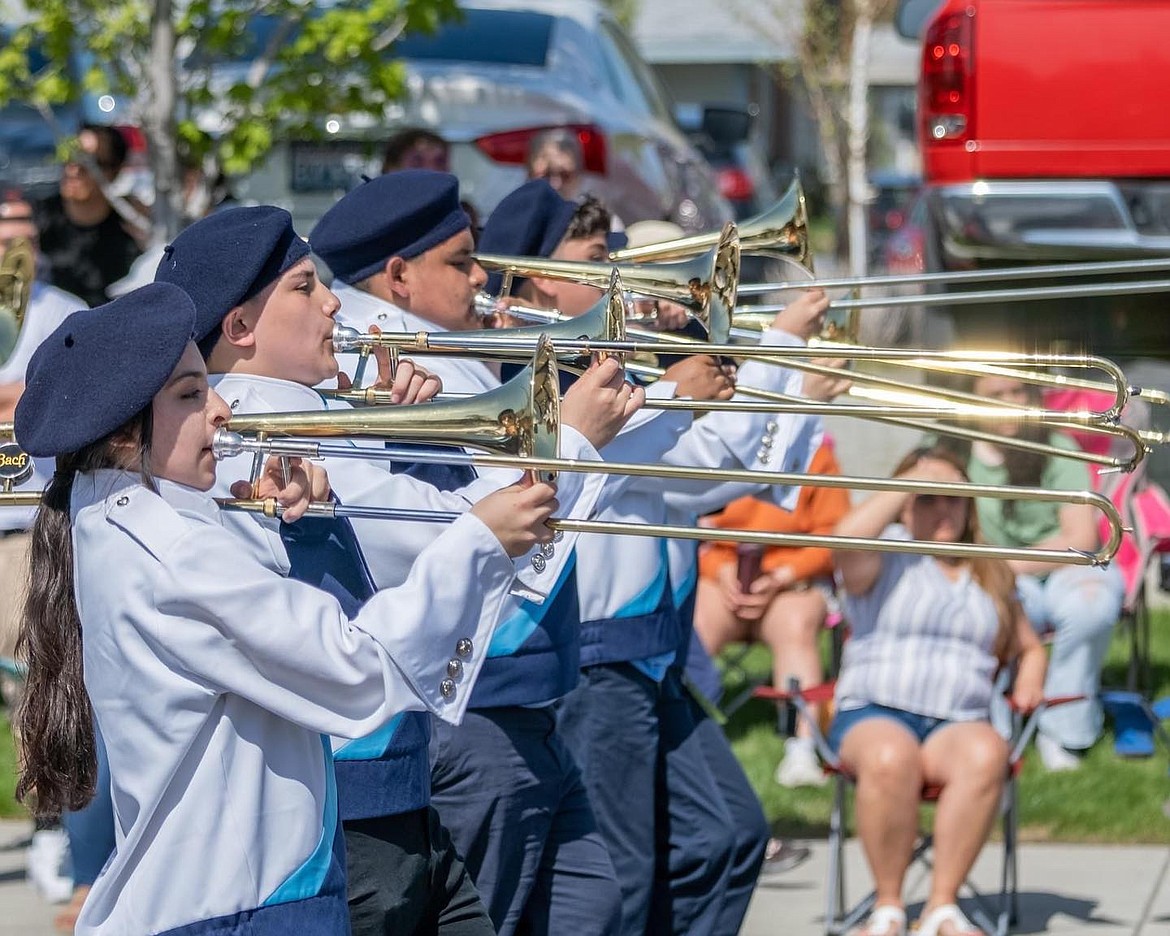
[775,737,827,788]
[26,828,73,904]
[1036,733,1082,772]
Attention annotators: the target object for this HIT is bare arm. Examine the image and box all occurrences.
[832,489,910,596]
[1007,502,1098,577]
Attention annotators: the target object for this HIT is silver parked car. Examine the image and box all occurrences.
[236,0,733,233]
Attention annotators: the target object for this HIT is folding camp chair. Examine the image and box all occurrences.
[754,680,1083,936]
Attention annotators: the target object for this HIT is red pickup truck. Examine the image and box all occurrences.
[907,0,1170,353]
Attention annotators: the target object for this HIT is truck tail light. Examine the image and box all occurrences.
[474,124,607,175]
[920,5,975,144]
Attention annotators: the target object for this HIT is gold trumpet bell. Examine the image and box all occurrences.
[232,337,562,481]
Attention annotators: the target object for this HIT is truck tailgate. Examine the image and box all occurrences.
[974,0,1170,178]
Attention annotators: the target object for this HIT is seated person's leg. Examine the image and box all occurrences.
[918,721,1008,927]
[693,576,750,658]
[763,589,828,787]
[836,712,924,921]
[1033,565,1124,753]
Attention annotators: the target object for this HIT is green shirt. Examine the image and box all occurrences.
[967,434,1089,549]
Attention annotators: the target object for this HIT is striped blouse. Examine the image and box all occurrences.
[836,525,1002,722]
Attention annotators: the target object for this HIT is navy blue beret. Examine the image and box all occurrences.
[607,230,628,253]
[15,283,196,457]
[154,205,310,353]
[310,170,470,285]
[478,180,577,296]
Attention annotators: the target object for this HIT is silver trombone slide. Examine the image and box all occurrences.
[736,255,1170,297]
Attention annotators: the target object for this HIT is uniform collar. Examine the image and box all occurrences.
[70,469,220,523]
[210,371,328,415]
[334,283,447,335]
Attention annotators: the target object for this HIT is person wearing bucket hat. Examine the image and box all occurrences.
[311,171,645,935]
[11,282,546,936]
[155,204,586,935]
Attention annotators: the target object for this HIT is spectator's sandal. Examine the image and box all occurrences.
[915,904,983,936]
[859,905,907,936]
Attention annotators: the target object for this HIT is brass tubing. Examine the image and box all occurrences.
[211,432,1123,567]
[337,329,1133,423]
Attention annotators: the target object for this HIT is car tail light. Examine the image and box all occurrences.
[920,5,975,144]
[474,124,607,175]
[717,167,754,202]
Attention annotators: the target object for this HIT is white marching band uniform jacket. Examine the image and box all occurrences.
[71,470,517,934]
[575,329,822,630]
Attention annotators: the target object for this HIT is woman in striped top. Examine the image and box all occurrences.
[831,446,1047,936]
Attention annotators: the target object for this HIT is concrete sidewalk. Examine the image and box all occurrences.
[3,819,1168,935]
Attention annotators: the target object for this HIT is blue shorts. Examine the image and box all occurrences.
[828,703,950,753]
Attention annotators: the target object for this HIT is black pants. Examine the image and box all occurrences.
[344,806,495,936]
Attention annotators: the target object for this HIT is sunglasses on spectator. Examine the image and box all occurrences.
[914,494,967,508]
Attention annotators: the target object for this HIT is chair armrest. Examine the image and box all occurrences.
[1008,694,1086,765]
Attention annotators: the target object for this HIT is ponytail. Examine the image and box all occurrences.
[15,409,153,817]
[16,464,95,816]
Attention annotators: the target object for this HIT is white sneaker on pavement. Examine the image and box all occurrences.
[775,737,827,788]
[26,827,74,904]
[1036,732,1082,772]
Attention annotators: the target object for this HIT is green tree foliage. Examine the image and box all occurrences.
[0,0,459,236]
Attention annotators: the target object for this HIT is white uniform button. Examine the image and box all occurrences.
[230,399,240,410]
[116,495,129,507]
[765,420,778,433]
[447,659,464,680]
[439,678,457,700]
[377,312,388,321]
[456,638,473,658]
[757,448,770,461]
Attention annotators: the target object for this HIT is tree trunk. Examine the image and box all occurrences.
[846,0,875,280]
[145,0,180,244]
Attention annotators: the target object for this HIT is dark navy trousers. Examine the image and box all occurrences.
[649,670,769,936]
[557,663,659,934]
[429,706,621,936]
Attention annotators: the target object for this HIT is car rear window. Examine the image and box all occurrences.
[391,9,553,67]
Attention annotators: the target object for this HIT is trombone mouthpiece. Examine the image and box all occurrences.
[211,429,251,460]
[332,324,364,353]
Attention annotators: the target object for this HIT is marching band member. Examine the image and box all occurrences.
[12,283,549,935]
[154,204,629,935]
[309,170,642,936]
[474,182,826,934]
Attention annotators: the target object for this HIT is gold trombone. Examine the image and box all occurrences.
[475,223,740,343]
[0,338,1126,567]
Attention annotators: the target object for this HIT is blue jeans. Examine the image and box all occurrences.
[63,728,116,887]
[1016,564,1124,750]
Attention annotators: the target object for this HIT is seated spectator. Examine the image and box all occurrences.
[832,445,1046,936]
[32,125,144,308]
[694,439,851,787]
[964,374,1125,770]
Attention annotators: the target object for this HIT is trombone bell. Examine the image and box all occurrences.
[234,337,563,481]
[475,224,739,343]
[0,237,35,366]
[609,179,810,266]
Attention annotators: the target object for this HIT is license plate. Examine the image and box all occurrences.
[289,142,377,193]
